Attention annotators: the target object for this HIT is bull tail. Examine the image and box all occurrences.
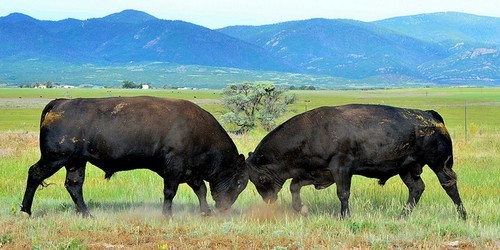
[441,156,457,187]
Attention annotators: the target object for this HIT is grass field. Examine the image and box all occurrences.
[0,87,498,249]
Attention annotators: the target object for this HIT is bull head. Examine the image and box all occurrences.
[211,154,248,211]
[247,152,283,204]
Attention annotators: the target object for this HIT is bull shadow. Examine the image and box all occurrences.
[30,200,212,218]
[280,180,406,218]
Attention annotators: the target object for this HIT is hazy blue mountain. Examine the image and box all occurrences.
[218,18,448,79]
[374,12,500,45]
[373,12,499,84]
[219,13,499,84]
[0,13,70,59]
[99,9,157,24]
[0,10,291,71]
[0,10,498,87]
[419,42,499,84]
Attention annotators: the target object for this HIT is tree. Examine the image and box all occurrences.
[221,82,296,132]
[122,80,140,89]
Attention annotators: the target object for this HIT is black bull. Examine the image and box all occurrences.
[247,104,467,220]
[21,96,248,217]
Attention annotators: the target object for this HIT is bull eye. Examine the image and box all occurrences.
[259,176,267,184]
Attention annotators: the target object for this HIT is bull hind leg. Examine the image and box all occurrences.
[329,157,353,218]
[429,156,467,220]
[399,166,425,218]
[187,180,212,216]
[21,158,66,215]
[64,163,91,217]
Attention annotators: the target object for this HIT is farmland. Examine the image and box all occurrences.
[0,87,499,249]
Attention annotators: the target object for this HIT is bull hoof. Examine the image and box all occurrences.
[218,209,232,217]
[162,212,173,219]
[300,205,309,216]
[201,210,212,217]
[20,211,31,218]
[81,212,94,219]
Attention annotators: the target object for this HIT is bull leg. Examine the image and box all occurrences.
[162,178,179,217]
[335,175,352,218]
[187,180,212,216]
[429,158,467,220]
[64,163,91,217]
[399,169,425,218]
[21,158,65,216]
[290,178,310,215]
[330,167,352,218]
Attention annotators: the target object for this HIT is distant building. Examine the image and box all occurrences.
[142,84,150,89]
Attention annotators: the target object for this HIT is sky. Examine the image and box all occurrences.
[0,0,499,29]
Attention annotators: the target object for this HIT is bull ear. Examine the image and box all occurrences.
[237,154,245,167]
[254,154,266,165]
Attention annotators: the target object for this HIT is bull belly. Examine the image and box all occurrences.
[355,167,399,180]
[297,168,336,190]
[88,157,163,174]
[353,161,412,181]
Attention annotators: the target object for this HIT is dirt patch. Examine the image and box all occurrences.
[246,203,296,223]
[0,98,51,109]
[189,98,221,105]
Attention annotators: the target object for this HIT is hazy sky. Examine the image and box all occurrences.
[1,0,499,29]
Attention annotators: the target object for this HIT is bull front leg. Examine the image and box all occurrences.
[399,168,425,218]
[290,178,310,215]
[162,178,179,218]
[64,164,91,217]
[187,180,212,216]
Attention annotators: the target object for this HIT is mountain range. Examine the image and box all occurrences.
[0,10,498,87]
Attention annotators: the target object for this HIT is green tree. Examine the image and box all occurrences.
[221,82,296,132]
[122,80,140,89]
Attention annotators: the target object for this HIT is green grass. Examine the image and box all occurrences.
[1,59,422,90]
[0,87,499,249]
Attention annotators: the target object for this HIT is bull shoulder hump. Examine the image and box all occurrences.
[415,110,450,136]
[424,110,449,135]
[426,110,445,124]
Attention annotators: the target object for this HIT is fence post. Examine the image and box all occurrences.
[305,100,310,112]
